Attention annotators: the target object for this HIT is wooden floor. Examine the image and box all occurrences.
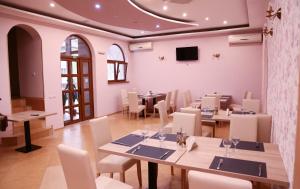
[0,112,269,189]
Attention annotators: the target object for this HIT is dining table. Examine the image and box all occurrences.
[138,93,166,113]
[7,110,56,153]
[98,130,289,189]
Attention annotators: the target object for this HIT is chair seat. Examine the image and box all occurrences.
[97,154,137,173]
[96,176,133,189]
[137,105,146,112]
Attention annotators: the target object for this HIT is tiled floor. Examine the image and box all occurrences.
[0,112,268,189]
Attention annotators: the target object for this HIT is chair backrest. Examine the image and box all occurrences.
[57,144,97,189]
[180,107,202,136]
[171,89,179,107]
[120,89,128,106]
[188,171,252,189]
[201,96,218,110]
[186,90,193,104]
[205,94,221,110]
[242,99,260,113]
[244,91,252,99]
[172,112,196,136]
[183,91,191,108]
[90,116,112,162]
[157,100,168,127]
[257,115,272,143]
[230,115,258,142]
[165,91,172,110]
[128,92,139,112]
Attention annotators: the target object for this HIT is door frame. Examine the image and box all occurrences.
[60,56,94,125]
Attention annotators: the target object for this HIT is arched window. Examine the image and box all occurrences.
[107,44,127,83]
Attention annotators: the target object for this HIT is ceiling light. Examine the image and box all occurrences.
[95,3,101,9]
[182,12,187,17]
[205,17,209,21]
[141,31,145,34]
[223,20,228,25]
[163,5,168,11]
[156,24,160,28]
[49,2,55,7]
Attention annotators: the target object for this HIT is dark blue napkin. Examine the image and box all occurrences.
[220,140,265,152]
[150,133,177,142]
[209,156,267,178]
[112,134,144,147]
[127,144,175,160]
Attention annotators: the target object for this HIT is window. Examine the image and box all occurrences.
[107,44,127,83]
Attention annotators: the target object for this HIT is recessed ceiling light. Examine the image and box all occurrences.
[205,17,209,21]
[182,12,187,17]
[163,5,168,11]
[223,20,228,25]
[49,2,55,7]
[156,24,160,28]
[95,3,101,9]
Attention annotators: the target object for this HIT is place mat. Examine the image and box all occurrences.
[112,134,144,147]
[209,156,267,178]
[150,133,177,142]
[201,114,213,119]
[232,111,256,115]
[126,144,175,160]
[220,140,265,152]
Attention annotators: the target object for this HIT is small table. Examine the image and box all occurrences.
[139,93,166,113]
[99,130,186,189]
[7,111,56,153]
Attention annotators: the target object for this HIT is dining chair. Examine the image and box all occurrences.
[188,171,252,189]
[128,92,146,119]
[201,96,219,110]
[180,107,212,137]
[157,100,173,133]
[170,89,179,112]
[257,115,272,143]
[120,89,129,115]
[153,91,171,117]
[229,115,258,142]
[242,99,260,113]
[172,112,196,136]
[89,116,142,186]
[183,91,192,108]
[57,144,133,189]
[186,90,193,104]
[244,91,253,99]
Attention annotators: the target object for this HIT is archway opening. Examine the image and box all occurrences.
[7,25,45,112]
[60,35,94,125]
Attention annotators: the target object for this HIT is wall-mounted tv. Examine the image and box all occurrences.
[176,46,198,61]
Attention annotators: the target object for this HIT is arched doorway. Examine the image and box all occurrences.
[7,25,45,111]
[60,35,94,125]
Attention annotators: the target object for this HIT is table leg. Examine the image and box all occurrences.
[16,120,41,153]
[148,162,158,189]
[181,169,187,189]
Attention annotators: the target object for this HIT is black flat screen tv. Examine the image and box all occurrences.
[176,46,198,61]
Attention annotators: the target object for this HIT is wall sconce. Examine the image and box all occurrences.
[266,6,281,20]
[263,27,273,37]
[212,53,220,58]
[158,56,165,61]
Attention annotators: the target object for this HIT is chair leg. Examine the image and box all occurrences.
[171,166,175,176]
[153,108,155,117]
[129,112,131,120]
[137,112,139,120]
[120,172,125,183]
[137,161,142,187]
[110,173,113,178]
[144,109,146,119]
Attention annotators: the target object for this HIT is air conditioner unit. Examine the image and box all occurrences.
[129,42,153,51]
[228,33,262,44]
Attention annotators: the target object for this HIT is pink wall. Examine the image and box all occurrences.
[16,26,44,98]
[131,35,262,108]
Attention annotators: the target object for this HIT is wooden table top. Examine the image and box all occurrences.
[175,137,289,187]
[7,110,56,122]
[99,130,186,166]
